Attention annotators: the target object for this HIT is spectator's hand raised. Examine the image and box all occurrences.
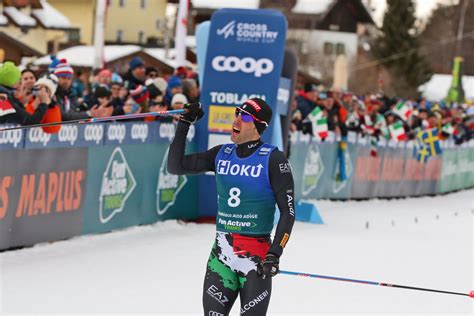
[37,86,51,105]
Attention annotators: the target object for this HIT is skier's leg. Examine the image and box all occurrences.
[239,269,272,316]
[202,240,239,315]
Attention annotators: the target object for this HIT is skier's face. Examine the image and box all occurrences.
[231,108,260,144]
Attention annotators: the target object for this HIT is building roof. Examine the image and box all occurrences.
[419,74,474,102]
[33,45,195,69]
[192,0,259,9]
[32,0,72,29]
[3,6,37,27]
[0,14,8,26]
[34,45,142,67]
[292,0,333,15]
[0,31,42,56]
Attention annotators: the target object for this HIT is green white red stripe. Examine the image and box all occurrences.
[394,102,412,121]
[389,121,407,141]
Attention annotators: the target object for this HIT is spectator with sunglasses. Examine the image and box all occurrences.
[167,98,295,316]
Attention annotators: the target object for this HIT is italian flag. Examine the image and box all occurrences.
[313,117,328,139]
[308,106,323,121]
[389,121,407,141]
[442,123,458,135]
[394,102,412,121]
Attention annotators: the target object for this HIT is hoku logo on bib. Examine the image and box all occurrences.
[302,142,325,196]
[99,147,136,223]
[156,148,187,215]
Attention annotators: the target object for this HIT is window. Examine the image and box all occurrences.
[138,31,144,44]
[336,43,345,55]
[117,30,123,43]
[119,0,125,7]
[140,0,146,9]
[323,42,334,55]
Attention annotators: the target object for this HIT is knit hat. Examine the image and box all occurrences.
[171,93,188,106]
[98,69,112,79]
[167,75,182,90]
[129,57,145,70]
[0,61,21,88]
[94,86,112,99]
[34,73,59,97]
[239,98,272,135]
[111,72,123,85]
[146,77,168,98]
[54,59,74,78]
[48,55,60,73]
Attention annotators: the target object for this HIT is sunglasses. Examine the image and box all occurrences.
[235,108,268,127]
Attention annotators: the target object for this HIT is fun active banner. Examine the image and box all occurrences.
[0,122,199,250]
[197,8,288,216]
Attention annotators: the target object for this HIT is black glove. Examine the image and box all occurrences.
[180,102,204,124]
[257,253,279,279]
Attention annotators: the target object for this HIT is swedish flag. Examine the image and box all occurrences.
[415,129,442,162]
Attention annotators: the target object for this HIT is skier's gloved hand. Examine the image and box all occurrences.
[180,102,204,124]
[258,253,279,279]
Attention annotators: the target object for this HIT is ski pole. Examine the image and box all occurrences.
[0,109,187,132]
[279,270,474,298]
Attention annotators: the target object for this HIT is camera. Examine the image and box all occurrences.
[31,86,40,96]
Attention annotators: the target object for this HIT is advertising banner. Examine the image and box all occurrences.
[197,8,287,216]
[0,148,87,249]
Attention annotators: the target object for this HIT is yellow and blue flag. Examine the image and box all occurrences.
[414,128,442,162]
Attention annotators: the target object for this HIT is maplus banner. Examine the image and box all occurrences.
[0,148,87,250]
[197,9,287,216]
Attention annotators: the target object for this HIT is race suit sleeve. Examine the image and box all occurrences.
[267,150,296,258]
[167,121,222,175]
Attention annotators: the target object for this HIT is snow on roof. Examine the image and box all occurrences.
[192,0,260,10]
[419,74,474,102]
[0,14,8,25]
[33,45,142,67]
[292,0,333,15]
[3,6,37,27]
[144,48,194,69]
[32,0,71,29]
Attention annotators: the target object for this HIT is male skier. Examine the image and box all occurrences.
[168,98,295,315]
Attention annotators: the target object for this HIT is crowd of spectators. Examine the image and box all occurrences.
[291,83,474,146]
[0,57,200,128]
[0,57,472,147]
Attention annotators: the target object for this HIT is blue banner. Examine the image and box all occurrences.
[197,8,288,216]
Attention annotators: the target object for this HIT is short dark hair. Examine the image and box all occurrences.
[21,68,37,80]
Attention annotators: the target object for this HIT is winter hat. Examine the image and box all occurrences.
[54,59,74,78]
[48,55,60,73]
[94,86,112,99]
[146,77,168,98]
[167,75,182,90]
[239,98,272,135]
[34,73,59,97]
[98,69,112,79]
[129,57,145,70]
[0,61,21,88]
[171,93,188,107]
[111,72,123,85]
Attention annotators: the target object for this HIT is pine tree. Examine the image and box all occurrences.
[374,0,432,98]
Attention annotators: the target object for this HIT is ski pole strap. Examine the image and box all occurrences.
[279,270,474,298]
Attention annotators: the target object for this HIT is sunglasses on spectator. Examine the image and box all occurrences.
[235,108,268,127]
[148,73,158,78]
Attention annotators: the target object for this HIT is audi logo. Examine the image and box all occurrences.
[58,125,78,145]
[212,56,274,77]
[107,124,126,143]
[84,125,104,144]
[0,127,22,147]
[28,127,51,146]
[131,124,149,142]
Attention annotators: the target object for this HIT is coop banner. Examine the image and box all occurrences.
[198,8,287,216]
[0,148,87,249]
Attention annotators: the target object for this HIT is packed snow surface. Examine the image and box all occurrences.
[1,190,473,315]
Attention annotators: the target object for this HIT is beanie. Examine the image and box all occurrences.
[171,93,188,107]
[34,73,59,97]
[98,69,112,79]
[129,57,145,70]
[239,98,272,135]
[94,86,112,99]
[48,55,60,73]
[167,75,182,90]
[0,61,21,88]
[54,59,74,78]
[146,77,168,98]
